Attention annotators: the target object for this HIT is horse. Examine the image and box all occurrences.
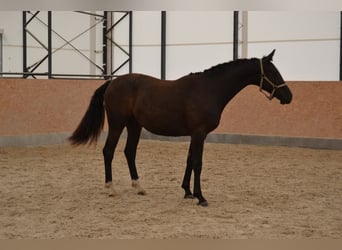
[69,49,292,207]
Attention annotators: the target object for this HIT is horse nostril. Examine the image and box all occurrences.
[280,93,292,105]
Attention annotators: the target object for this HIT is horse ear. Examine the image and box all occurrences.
[263,49,276,62]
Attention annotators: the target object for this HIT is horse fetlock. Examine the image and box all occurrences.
[198,200,209,207]
[193,193,208,206]
[132,180,147,195]
[105,182,118,197]
[183,187,194,199]
[184,193,195,199]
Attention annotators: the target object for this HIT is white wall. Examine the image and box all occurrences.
[131,11,161,78]
[0,11,340,80]
[166,11,234,79]
[0,11,22,74]
[247,11,340,81]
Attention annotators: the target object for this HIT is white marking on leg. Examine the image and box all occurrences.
[132,179,146,195]
[105,182,118,197]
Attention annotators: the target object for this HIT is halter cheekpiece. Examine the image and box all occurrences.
[259,59,287,100]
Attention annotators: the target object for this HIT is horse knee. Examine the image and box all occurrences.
[124,146,130,159]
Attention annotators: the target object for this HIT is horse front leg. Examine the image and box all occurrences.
[190,132,208,207]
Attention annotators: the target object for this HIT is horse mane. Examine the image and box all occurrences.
[190,58,257,77]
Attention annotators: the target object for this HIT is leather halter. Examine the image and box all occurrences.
[259,59,287,100]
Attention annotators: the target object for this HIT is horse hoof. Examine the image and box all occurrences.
[137,190,147,195]
[105,182,118,197]
[198,200,209,207]
[184,194,194,199]
[108,191,118,197]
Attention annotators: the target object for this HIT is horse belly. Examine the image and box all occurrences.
[134,100,190,137]
[138,113,189,137]
[144,122,189,137]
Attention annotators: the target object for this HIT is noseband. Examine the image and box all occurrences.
[259,59,287,100]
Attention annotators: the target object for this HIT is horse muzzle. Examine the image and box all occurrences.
[280,92,293,105]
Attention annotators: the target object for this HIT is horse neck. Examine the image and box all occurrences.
[210,59,260,109]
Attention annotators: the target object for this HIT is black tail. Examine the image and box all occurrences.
[69,80,111,145]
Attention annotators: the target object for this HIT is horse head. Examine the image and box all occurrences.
[259,50,293,104]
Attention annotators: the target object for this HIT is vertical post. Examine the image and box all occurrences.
[129,11,133,73]
[103,11,108,78]
[340,11,342,81]
[161,11,166,80]
[47,11,52,79]
[233,11,239,60]
[22,11,28,78]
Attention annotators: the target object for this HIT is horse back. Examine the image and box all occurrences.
[104,73,191,107]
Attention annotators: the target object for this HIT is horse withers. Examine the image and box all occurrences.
[69,50,292,206]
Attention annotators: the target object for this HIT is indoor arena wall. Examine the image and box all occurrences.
[0,79,341,148]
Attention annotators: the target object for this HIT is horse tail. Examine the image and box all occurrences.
[68,80,111,145]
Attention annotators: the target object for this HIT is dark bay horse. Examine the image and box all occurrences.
[69,50,292,206]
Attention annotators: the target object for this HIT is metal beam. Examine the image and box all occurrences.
[161,11,166,80]
[26,11,40,25]
[47,11,52,79]
[20,11,112,79]
[20,11,134,79]
[22,11,28,78]
[233,11,239,60]
[74,11,104,18]
[106,11,132,77]
[129,11,133,73]
[102,11,108,77]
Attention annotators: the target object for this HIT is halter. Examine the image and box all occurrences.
[259,59,287,100]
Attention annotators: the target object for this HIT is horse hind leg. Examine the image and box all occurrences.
[103,127,124,197]
[124,121,146,195]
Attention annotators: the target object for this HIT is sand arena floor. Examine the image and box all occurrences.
[0,139,341,239]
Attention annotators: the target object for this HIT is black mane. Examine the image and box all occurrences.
[191,58,257,77]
